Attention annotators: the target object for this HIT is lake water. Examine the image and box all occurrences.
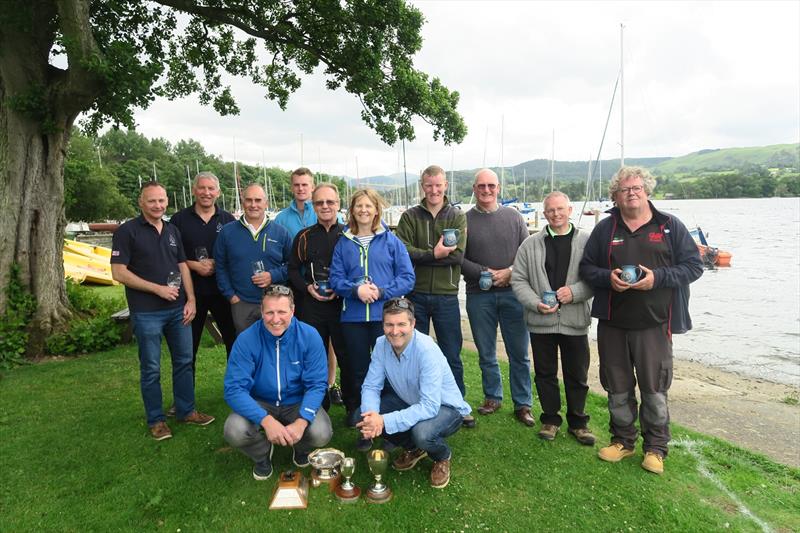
[457,197,800,386]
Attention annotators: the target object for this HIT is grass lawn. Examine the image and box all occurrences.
[1,336,798,532]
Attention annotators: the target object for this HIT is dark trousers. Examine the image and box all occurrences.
[303,309,352,409]
[191,293,237,375]
[597,321,673,457]
[530,333,590,429]
[341,321,384,412]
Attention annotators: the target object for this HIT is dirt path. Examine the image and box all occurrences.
[460,321,800,467]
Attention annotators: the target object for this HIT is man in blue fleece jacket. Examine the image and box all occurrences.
[223,285,332,481]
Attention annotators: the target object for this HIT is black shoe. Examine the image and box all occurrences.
[346,409,361,428]
[356,437,373,452]
[253,460,273,480]
[329,385,344,406]
[292,447,310,468]
[462,415,476,429]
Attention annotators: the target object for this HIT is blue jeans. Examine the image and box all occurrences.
[409,292,465,396]
[131,307,195,425]
[466,290,532,409]
[380,387,462,461]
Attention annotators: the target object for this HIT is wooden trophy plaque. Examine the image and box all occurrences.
[269,471,309,510]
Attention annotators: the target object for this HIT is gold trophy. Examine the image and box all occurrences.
[366,449,392,503]
[334,456,361,503]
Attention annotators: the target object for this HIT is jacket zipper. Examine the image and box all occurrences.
[275,337,282,405]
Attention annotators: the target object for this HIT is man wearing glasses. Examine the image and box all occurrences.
[223,285,332,480]
[288,184,350,410]
[462,169,534,427]
[358,298,472,489]
[580,166,702,475]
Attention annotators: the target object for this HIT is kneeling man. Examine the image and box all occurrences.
[358,298,471,489]
[223,285,332,480]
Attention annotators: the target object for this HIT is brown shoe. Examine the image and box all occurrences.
[430,458,451,489]
[392,448,428,471]
[598,442,635,463]
[477,399,502,415]
[179,411,215,426]
[568,427,597,446]
[514,407,535,427]
[537,423,559,441]
[149,421,172,441]
[641,451,665,474]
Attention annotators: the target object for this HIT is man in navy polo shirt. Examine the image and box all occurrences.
[170,172,237,365]
[111,182,215,441]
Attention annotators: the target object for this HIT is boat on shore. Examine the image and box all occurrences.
[690,227,732,268]
[63,239,117,285]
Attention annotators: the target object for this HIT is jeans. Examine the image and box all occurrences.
[380,386,462,462]
[131,307,195,426]
[341,321,385,412]
[466,290,532,409]
[224,402,332,463]
[409,292,465,396]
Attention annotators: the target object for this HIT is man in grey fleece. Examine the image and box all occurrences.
[462,169,534,427]
[512,191,596,445]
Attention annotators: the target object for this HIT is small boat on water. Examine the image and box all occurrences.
[690,227,732,268]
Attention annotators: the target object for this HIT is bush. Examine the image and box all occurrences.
[0,264,36,368]
[45,280,126,356]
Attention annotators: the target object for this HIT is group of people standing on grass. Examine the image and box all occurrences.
[111,163,702,488]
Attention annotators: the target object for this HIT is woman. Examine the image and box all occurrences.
[330,188,415,449]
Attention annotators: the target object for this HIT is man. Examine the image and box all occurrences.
[580,166,703,475]
[358,298,471,489]
[170,172,237,366]
[111,182,215,441]
[214,183,292,334]
[395,165,473,428]
[274,167,316,239]
[288,183,349,410]
[462,169,534,426]
[223,285,332,480]
[512,191,596,445]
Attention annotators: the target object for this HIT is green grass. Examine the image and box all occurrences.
[1,341,798,532]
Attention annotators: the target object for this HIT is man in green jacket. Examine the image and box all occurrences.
[395,165,474,428]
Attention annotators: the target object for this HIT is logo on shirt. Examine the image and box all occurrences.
[611,237,625,246]
[169,235,177,247]
[216,222,223,233]
[111,250,120,256]
[648,232,664,243]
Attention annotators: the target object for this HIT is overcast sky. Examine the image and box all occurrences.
[133,1,800,178]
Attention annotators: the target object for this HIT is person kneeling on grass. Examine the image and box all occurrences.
[357,298,472,489]
[223,285,332,480]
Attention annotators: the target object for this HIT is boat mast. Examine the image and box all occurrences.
[500,115,505,199]
[233,137,241,215]
[620,23,625,168]
[550,129,555,192]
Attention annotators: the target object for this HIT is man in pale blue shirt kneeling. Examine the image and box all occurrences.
[357,297,472,489]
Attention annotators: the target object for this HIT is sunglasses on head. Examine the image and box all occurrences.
[383,297,414,312]
[264,284,292,296]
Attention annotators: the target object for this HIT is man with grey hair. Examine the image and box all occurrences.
[171,172,237,374]
[580,166,702,475]
[462,169,534,427]
[512,191,595,445]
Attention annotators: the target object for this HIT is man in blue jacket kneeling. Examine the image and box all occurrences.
[223,285,332,480]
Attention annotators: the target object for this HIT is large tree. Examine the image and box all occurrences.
[0,0,466,353]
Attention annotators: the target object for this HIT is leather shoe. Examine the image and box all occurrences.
[514,407,535,427]
[345,409,361,428]
[461,415,476,428]
[477,399,502,415]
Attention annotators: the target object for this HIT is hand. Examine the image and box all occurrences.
[556,286,573,304]
[261,415,293,447]
[285,418,309,445]
[230,295,241,304]
[357,283,380,304]
[196,259,215,277]
[308,284,336,302]
[537,302,558,314]
[433,236,457,259]
[182,300,196,325]
[251,271,272,288]
[629,264,655,291]
[356,411,384,439]
[489,267,512,287]
[610,269,631,293]
[156,285,180,301]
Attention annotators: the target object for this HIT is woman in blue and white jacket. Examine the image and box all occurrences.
[330,188,415,447]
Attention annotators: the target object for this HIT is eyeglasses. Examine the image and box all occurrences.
[619,185,644,195]
[314,199,338,206]
[475,183,498,190]
[264,284,292,296]
[383,297,414,312]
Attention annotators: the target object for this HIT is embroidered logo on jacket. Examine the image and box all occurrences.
[648,232,664,243]
[611,237,625,246]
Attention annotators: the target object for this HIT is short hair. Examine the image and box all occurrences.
[243,183,267,196]
[291,167,314,183]
[608,166,656,198]
[261,284,295,307]
[473,168,498,184]
[140,181,165,197]
[543,191,570,206]
[382,297,415,321]
[192,171,220,189]
[421,165,446,182]
[347,188,389,233]
[312,183,340,201]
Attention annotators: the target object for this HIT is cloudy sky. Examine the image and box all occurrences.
[133,1,800,178]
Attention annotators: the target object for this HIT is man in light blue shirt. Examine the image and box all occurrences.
[274,167,317,239]
[358,298,471,489]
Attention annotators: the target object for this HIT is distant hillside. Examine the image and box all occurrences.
[651,144,799,174]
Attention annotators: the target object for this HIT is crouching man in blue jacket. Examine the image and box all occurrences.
[223,284,332,480]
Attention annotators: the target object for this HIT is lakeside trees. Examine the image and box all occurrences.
[0,1,466,353]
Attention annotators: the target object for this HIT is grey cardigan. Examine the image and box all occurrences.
[511,227,593,336]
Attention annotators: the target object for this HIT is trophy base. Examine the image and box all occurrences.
[269,471,309,510]
[366,487,392,504]
[335,484,361,503]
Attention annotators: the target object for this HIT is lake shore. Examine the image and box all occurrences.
[460,319,800,467]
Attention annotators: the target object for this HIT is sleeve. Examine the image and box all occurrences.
[172,226,187,263]
[288,230,309,292]
[360,341,387,415]
[266,225,291,284]
[223,335,268,425]
[110,224,131,265]
[379,235,416,298]
[516,212,530,247]
[395,210,435,265]
[511,237,542,312]
[428,210,467,267]
[382,348,444,434]
[213,229,235,300]
[460,213,483,281]
[579,224,613,289]
[330,239,359,298]
[653,219,704,289]
[298,330,330,423]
